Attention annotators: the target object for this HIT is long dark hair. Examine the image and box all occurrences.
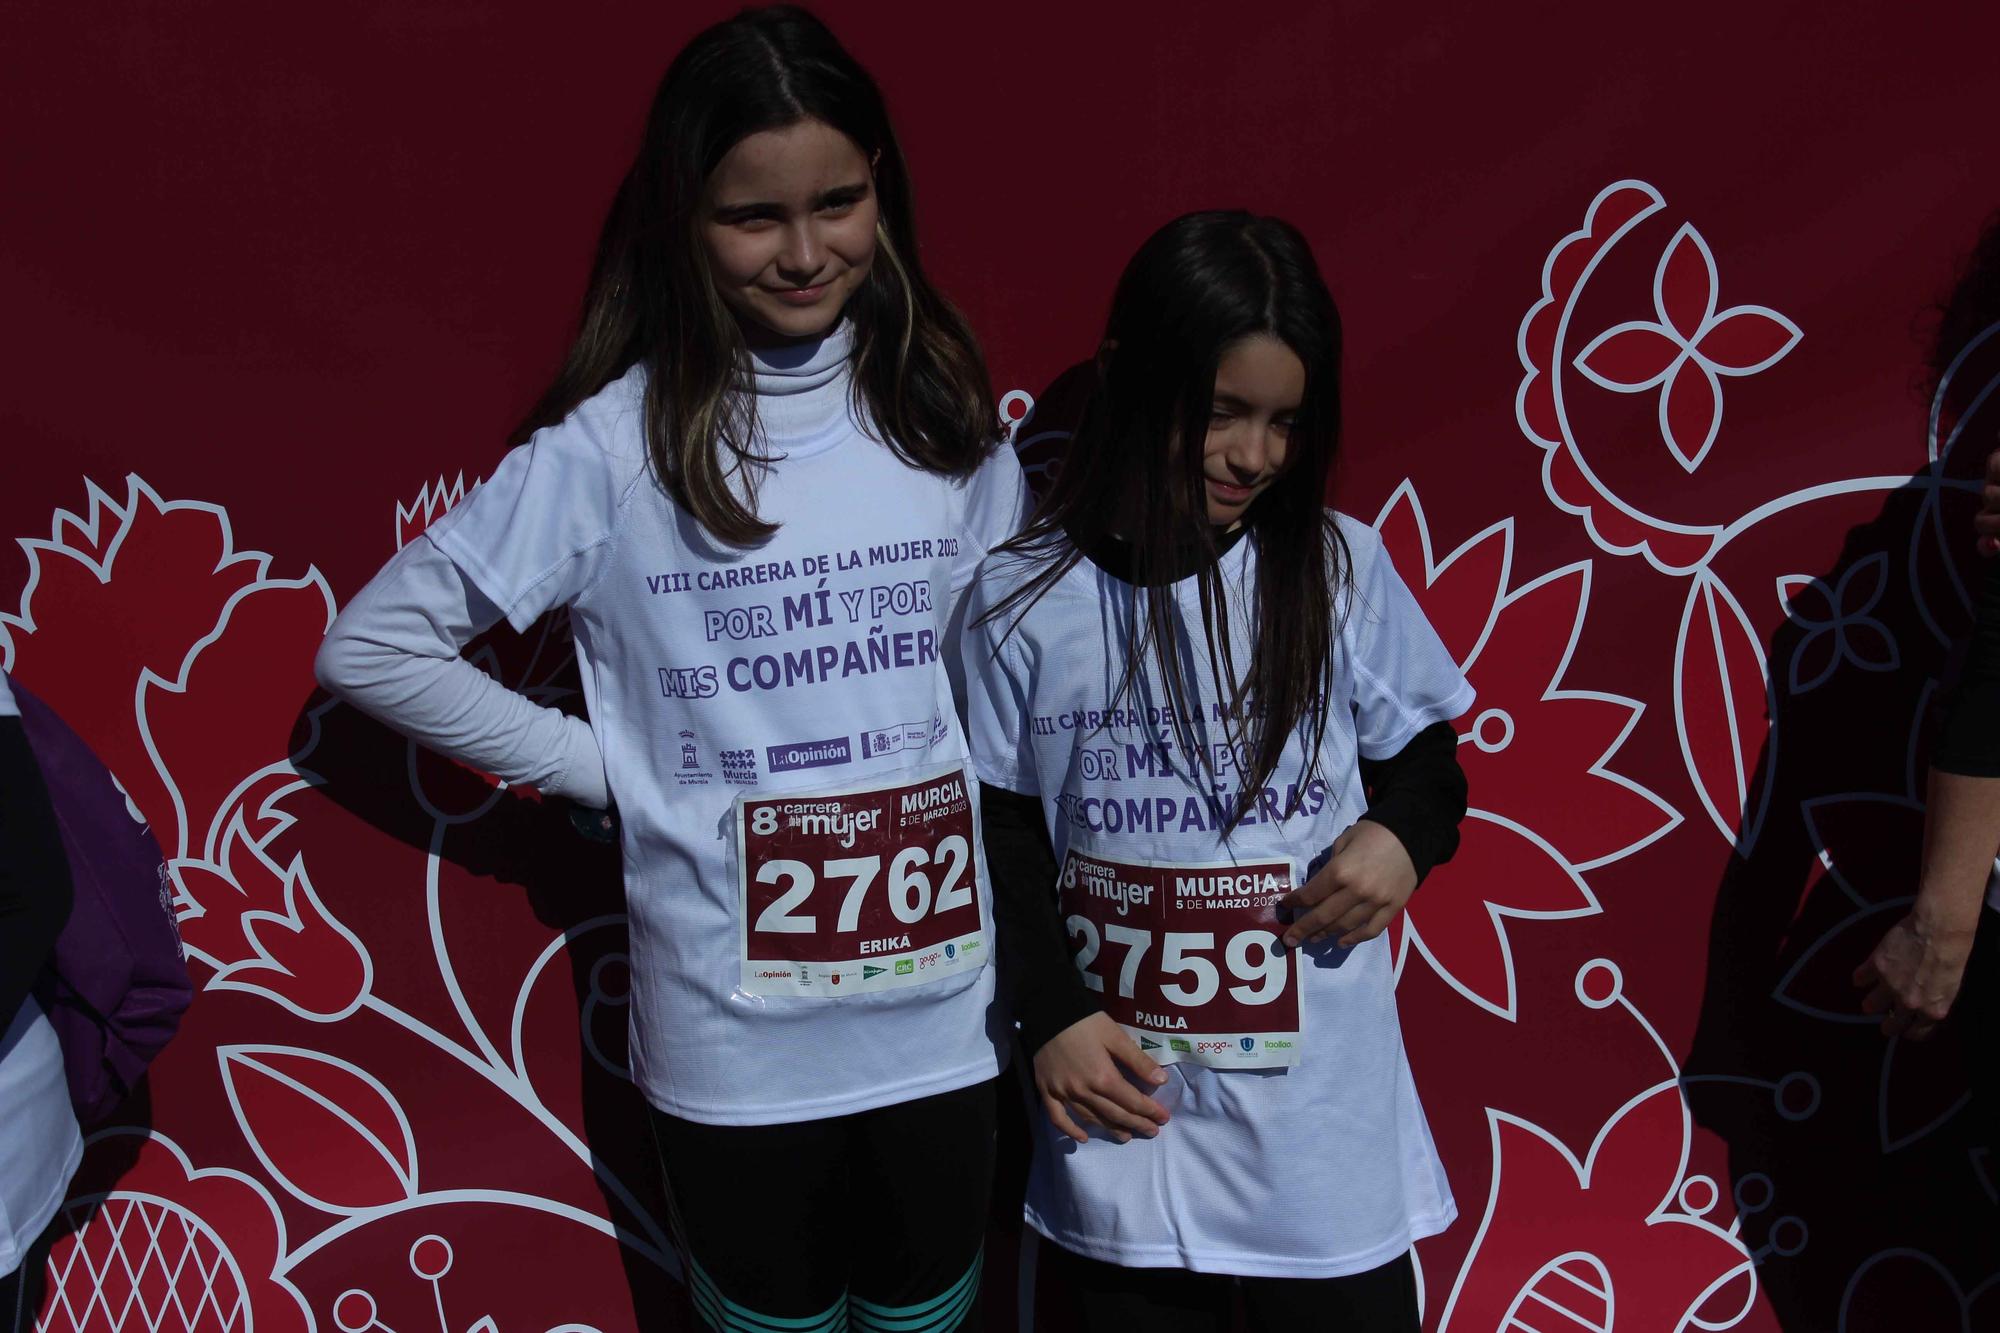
[1931,208,2000,407]
[985,211,1350,826]
[512,5,999,544]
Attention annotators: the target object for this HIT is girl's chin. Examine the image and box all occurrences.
[740,303,843,346]
[1204,487,1257,522]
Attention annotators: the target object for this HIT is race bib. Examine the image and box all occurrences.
[1059,849,1301,1068]
[738,763,986,997]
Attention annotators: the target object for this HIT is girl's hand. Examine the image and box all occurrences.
[1032,1012,1170,1145]
[568,802,619,843]
[1280,819,1416,949]
[1853,910,1977,1040]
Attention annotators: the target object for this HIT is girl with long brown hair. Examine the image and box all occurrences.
[317,9,1023,1328]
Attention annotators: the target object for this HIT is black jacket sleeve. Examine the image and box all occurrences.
[0,715,74,1027]
[981,782,1099,1058]
[1934,556,2000,777]
[1355,720,1470,883]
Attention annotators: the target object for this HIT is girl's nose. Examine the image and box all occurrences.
[775,222,823,282]
[1228,429,1270,480]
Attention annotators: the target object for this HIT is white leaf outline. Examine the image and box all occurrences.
[1437,1082,1756,1333]
[395,472,479,551]
[1836,1247,1999,1332]
[220,1045,420,1215]
[1372,482,1681,1019]
[1519,184,1917,577]
[1673,569,1776,852]
[7,476,681,1276]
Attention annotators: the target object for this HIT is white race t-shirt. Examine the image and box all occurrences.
[425,334,1027,1125]
[962,516,1473,1277]
[0,671,85,1275]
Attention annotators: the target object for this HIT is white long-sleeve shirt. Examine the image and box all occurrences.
[316,535,610,808]
[314,324,1029,1124]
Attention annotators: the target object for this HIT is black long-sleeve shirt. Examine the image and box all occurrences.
[1935,557,2000,776]
[0,712,74,1026]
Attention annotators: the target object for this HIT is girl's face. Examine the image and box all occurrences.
[702,119,878,344]
[1202,334,1304,525]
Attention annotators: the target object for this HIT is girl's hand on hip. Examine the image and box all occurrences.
[1032,1011,1170,1145]
[1279,819,1416,949]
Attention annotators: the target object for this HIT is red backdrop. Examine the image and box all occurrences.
[7,1,2000,1328]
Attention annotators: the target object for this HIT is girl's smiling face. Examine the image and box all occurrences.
[702,119,878,344]
[1202,334,1305,525]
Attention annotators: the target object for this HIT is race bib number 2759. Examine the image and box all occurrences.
[737,764,986,997]
[1060,849,1301,1068]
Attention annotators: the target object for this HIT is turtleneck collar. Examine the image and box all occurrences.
[739,319,859,452]
[1068,520,1250,586]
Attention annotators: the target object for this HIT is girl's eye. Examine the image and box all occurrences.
[1271,419,1294,434]
[820,200,857,217]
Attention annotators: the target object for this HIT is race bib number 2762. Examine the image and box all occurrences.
[737,764,986,997]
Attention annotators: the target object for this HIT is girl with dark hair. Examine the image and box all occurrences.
[316,7,1023,1328]
[965,211,1470,1329]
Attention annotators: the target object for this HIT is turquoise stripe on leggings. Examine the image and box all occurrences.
[686,1254,848,1333]
[848,1251,983,1332]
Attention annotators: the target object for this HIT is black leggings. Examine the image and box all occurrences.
[650,1078,995,1332]
[1044,1241,1420,1333]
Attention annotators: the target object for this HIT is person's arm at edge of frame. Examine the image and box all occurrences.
[1856,550,2000,1037]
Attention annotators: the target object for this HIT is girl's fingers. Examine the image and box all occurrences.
[1279,876,1337,910]
[1851,955,1881,987]
[1081,1091,1154,1140]
[1283,887,1359,947]
[1339,905,1398,949]
[1092,1074,1168,1127]
[1858,982,1893,1015]
[1041,1095,1089,1145]
[1111,1033,1168,1087]
[1310,899,1377,944]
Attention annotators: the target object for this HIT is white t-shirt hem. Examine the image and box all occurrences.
[1023,1198,1457,1280]
[1356,680,1477,761]
[641,1046,1005,1127]
[2,1130,81,1273]
[428,527,602,636]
